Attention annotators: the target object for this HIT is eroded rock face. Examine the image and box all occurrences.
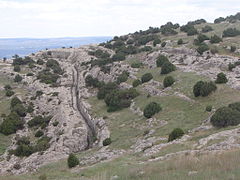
[0,47,110,175]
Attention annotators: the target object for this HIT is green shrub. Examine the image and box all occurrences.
[103,138,112,146]
[230,46,237,52]
[223,28,240,37]
[163,76,175,88]
[116,71,129,84]
[37,70,60,84]
[14,74,23,82]
[206,105,212,112]
[12,104,27,117]
[210,35,222,44]
[4,85,12,90]
[0,112,23,135]
[197,43,209,55]
[37,59,44,65]
[35,130,44,137]
[202,25,213,33]
[193,81,204,97]
[193,81,217,97]
[228,102,240,112]
[112,52,126,61]
[156,55,169,67]
[228,63,236,71]
[161,42,167,47]
[33,136,51,152]
[131,62,142,68]
[26,72,34,76]
[153,38,161,46]
[13,65,21,72]
[97,82,117,99]
[27,104,34,113]
[215,72,228,84]
[132,79,142,87]
[12,144,34,157]
[52,121,59,127]
[197,34,209,43]
[28,116,51,128]
[143,102,162,118]
[161,61,176,74]
[187,27,198,36]
[210,107,240,127]
[5,90,15,97]
[168,128,184,142]
[199,81,217,97]
[38,174,47,180]
[141,73,153,83]
[177,39,183,45]
[140,46,152,52]
[11,97,22,108]
[67,154,79,168]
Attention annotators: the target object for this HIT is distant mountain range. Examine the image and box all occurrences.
[0,37,112,58]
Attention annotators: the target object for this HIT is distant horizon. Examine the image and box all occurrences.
[0,36,113,40]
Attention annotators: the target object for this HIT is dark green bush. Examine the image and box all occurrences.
[97,82,117,99]
[230,46,237,52]
[163,76,175,88]
[210,35,222,44]
[214,17,225,23]
[202,25,213,33]
[26,72,34,76]
[193,81,217,97]
[215,72,228,84]
[103,138,112,146]
[168,128,184,142]
[228,63,236,71]
[210,107,240,127]
[37,70,60,84]
[223,28,240,37]
[0,112,23,135]
[196,43,209,55]
[197,34,209,43]
[28,116,51,128]
[143,102,162,118]
[228,102,240,112]
[5,90,15,97]
[112,52,126,61]
[67,153,79,168]
[132,79,142,87]
[116,71,129,84]
[14,74,23,82]
[37,59,44,65]
[34,136,51,152]
[13,65,21,72]
[35,130,44,137]
[12,104,27,117]
[206,105,212,112]
[153,38,161,46]
[156,55,169,67]
[187,27,198,36]
[11,97,22,108]
[52,121,59,127]
[161,61,176,74]
[177,39,183,45]
[4,85,12,90]
[141,73,153,83]
[193,81,204,97]
[199,81,217,97]
[161,42,167,47]
[131,62,142,68]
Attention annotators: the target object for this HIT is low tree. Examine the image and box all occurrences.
[132,79,142,87]
[215,72,228,84]
[210,107,240,127]
[177,39,183,45]
[210,35,222,44]
[161,61,176,74]
[14,74,23,82]
[143,102,162,118]
[163,76,175,88]
[156,55,169,67]
[103,138,112,146]
[13,65,21,72]
[168,128,184,142]
[230,46,237,52]
[67,154,79,168]
[141,73,153,83]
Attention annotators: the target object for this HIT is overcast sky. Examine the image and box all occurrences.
[0,0,239,38]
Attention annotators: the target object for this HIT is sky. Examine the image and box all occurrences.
[0,0,239,38]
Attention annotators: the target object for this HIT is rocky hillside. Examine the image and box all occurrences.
[1,13,240,180]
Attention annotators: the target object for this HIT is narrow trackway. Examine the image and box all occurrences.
[72,64,96,148]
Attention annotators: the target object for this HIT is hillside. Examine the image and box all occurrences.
[1,13,240,180]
